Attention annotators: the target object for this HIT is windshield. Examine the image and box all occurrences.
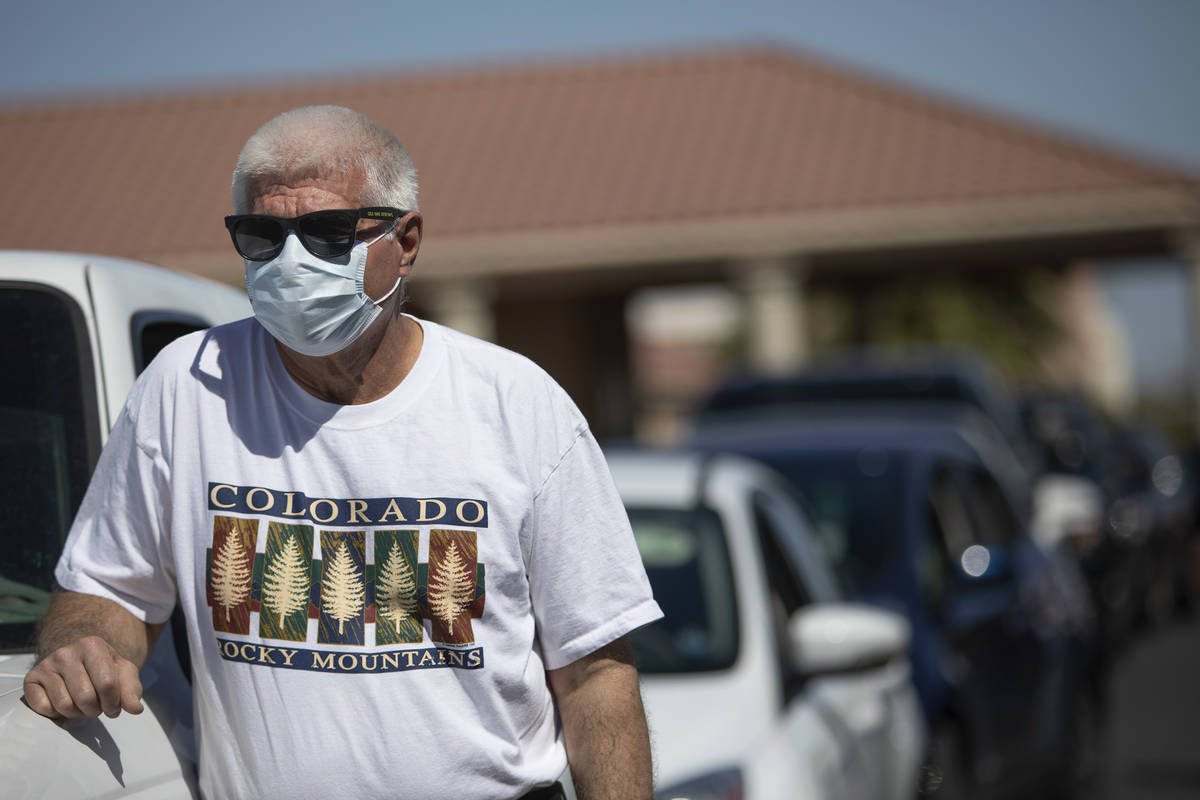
[763,450,908,598]
[626,506,738,674]
[0,284,99,650]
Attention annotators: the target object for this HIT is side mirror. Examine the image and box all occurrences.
[787,603,911,677]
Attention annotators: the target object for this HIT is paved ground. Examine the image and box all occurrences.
[1101,614,1200,800]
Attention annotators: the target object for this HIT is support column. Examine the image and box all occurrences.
[424,281,496,342]
[736,257,808,374]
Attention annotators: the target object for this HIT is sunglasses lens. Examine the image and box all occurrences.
[233,217,285,261]
[299,212,357,258]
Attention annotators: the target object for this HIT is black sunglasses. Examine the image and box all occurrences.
[224,206,408,261]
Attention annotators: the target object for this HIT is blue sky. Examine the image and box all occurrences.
[3,0,1197,388]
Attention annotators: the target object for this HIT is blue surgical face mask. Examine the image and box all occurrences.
[244,228,402,357]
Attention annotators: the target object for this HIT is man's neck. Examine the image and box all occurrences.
[275,314,424,405]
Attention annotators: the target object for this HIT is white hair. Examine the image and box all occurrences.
[231,105,419,213]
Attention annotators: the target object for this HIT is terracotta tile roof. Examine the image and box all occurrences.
[1,46,1195,273]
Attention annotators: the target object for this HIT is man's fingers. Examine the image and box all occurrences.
[115,658,144,715]
[22,677,65,719]
[22,636,144,720]
[24,668,83,719]
[59,650,108,717]
[79,640,124,717]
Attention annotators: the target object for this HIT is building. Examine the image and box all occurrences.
[3,47,1197,437]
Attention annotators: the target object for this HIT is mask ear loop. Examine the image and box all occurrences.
[374,273,404,307]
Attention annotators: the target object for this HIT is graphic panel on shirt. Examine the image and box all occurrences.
[373,529,423,645]
[427,530,483,645]
[258,522,315,642]
[208,516,258,635]
[318,530,366,646]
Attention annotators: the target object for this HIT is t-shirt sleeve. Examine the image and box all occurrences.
[526,427,662,670]
[54,403,177,624]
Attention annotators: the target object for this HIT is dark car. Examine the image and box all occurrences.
[686,417,1102,800]
[695,354,1120,655]
[1018,391,1188,646]
[1106,420,1196,625]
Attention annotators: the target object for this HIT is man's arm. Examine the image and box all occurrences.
[23,591,163,720]
[547,636,653,800]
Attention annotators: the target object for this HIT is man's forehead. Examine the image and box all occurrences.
[249,168,366,209]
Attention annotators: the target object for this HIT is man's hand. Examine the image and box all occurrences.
[24,635,144,719]
[548,636,653,800]
[22,591,162,720]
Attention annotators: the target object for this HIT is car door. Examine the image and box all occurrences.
[0,265,201,797]
[751,480,910,800]
[955,462,1048,774]
[926,458,1043,788]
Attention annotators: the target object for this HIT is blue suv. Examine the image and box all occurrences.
[686,416,1102,800]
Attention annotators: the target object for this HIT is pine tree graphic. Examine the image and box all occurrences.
[321,541,365,635]
[376,541,419,630]
[261,533,309,627]
[427,540,475,637]
[211,530,251,623]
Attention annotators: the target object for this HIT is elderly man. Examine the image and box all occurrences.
[25,105,661,800]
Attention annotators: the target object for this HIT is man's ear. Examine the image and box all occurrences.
[398,211,422,271]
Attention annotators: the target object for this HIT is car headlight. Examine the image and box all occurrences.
[655,767,744,800]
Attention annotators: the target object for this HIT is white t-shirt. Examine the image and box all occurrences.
[56,316,662,800]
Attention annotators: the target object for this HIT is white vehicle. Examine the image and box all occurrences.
[608,449,925,800]
[0,251,250,798]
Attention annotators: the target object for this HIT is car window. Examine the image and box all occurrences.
[926,459,1021,593]
[0,292,211,653]
[753,483,841,605]
[133,312,208,373]
[928,463,974,558]
[957,464,1020,547]
[767,450,905,598]
[750,491,812,618]
[921,463,966,607]
[626,506,739,674]
[0,283,102,650]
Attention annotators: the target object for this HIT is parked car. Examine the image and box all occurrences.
[0,251,250,797]
[1017,390,1182,647]
[607,448,925,800]
[696,352,1111,557]
[685,417,1103,800]
[1110,421,1197,623]
[695,353,1108,650]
